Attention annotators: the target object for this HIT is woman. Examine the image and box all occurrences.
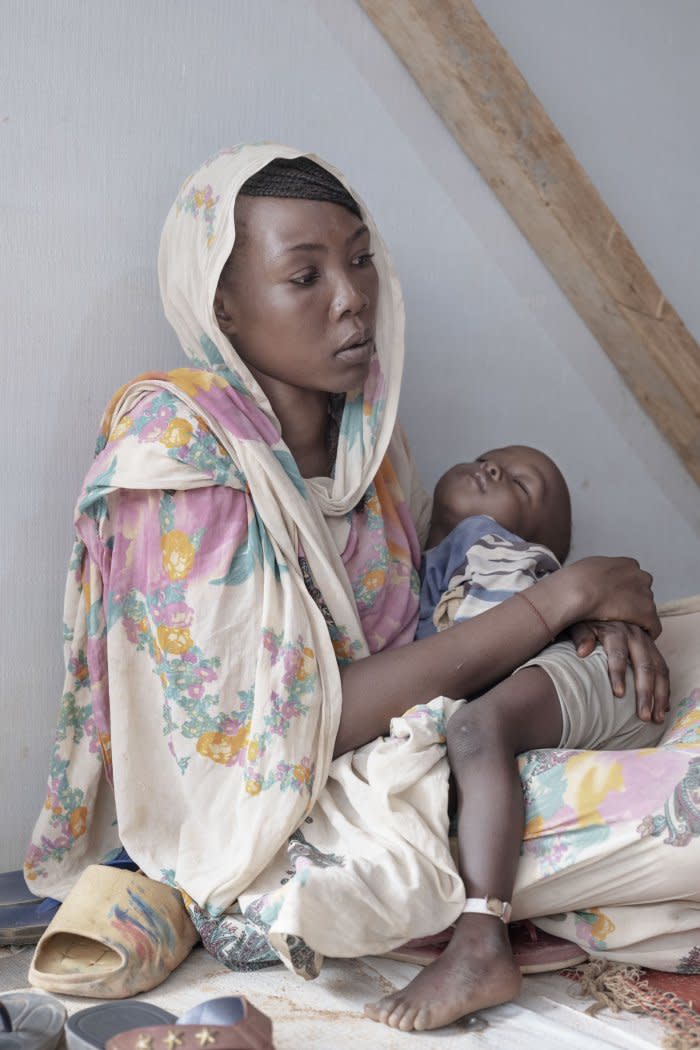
[27,145,699,1031]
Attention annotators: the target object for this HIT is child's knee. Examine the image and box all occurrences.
[446,701,508,763]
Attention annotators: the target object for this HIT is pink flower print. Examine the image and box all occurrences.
[162,602,194,629]
[183,651,197,665]
[176,183,221,248]
[138,405,175,443]
[187,683,205,701]
[195,382,280,446]
[122,617,141,645]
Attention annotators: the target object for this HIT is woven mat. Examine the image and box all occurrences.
[564,961,700,1049]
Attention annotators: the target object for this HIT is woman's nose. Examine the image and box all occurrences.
[330,274,369,319]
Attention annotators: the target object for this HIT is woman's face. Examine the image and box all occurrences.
[214,195,379,397]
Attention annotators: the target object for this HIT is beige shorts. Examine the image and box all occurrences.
[518,640,666,751]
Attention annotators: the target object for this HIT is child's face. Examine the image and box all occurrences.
[431,445,571,561]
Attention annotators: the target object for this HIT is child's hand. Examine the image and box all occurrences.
[569,620,670,724]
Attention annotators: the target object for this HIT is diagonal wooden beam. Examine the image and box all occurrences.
[359,0,700,485]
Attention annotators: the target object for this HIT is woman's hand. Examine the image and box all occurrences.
[569,620,670,724]
[566,556,661,637]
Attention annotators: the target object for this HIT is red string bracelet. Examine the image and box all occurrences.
[514,590,556,644]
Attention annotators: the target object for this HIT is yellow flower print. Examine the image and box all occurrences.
[245,779,262,796]
[167,368,228,399]
[523,814,545,840]
[69,806,88,839]
[110,415,133,441]
[197,726,249,765]
[363,568,387,592]
[293,764,311,785]
[247,739,259,762]
[157,625,194,655]
[161,530,195,581]
[332,636,354,663]
[160,418,194,448]
[296,646,315,682]
[568,755,624,828]
[590,908,615,942]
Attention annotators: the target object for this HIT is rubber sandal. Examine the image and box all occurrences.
[0,990,66,1050]
[0,899,61,947]
[64,996,274,1050]
[509,920,588,974]
[66,1002,176,1050]
[382,926,454,965]
[0,870,41,907]
[28,865,199,999]
[0,870,60,946]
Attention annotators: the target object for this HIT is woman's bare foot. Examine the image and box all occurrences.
[365,914,521,1031]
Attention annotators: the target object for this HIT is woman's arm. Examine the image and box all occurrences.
[334,555,660,755]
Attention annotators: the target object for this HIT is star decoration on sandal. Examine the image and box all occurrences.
[163,1034,184,1049]
[195,1031,218,1047]
[135,1038,153,1050]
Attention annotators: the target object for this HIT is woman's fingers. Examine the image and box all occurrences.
[597,625,630,699]
[568,621,597,657]
[590,621,670,722]
[626,626,670,723]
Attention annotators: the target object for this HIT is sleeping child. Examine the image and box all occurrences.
[367,445,667,1031]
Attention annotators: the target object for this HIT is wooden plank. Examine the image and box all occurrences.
[359,0,700,482]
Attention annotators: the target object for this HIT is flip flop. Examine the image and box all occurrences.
[509,920,588,973]
[28,865,199,999]
[64,996,274,1050]
[0,990,66,1050]
[383,921,588,973]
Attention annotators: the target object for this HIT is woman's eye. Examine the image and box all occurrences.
[353,252,375,267]
[290,270,319,286]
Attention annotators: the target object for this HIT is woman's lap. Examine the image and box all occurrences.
[509,598,700,967]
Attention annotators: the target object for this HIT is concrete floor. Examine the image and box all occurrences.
[1,942,668,1048]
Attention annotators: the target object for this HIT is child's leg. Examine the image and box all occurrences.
[365,667,562,1032]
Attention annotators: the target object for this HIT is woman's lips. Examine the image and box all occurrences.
[335,337,375,364]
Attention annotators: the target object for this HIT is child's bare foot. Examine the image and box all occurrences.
[365,914,521,1031]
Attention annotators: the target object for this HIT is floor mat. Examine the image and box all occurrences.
[564,961,700,1049]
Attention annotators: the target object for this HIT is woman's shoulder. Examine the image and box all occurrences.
[86,370,243,495]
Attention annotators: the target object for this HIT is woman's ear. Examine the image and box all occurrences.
[213,284,237,338]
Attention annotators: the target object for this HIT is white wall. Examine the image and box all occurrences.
[1,0,699,870]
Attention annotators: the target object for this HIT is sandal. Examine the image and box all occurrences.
[0,990,66,1050]
[383,909,588,974]
[28,865,199,999]
[509,920,588,973]
[64,996,274,1050]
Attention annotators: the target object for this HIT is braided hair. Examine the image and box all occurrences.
[238,156,362,218]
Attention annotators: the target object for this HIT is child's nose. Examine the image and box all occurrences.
[484,460,502,481]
